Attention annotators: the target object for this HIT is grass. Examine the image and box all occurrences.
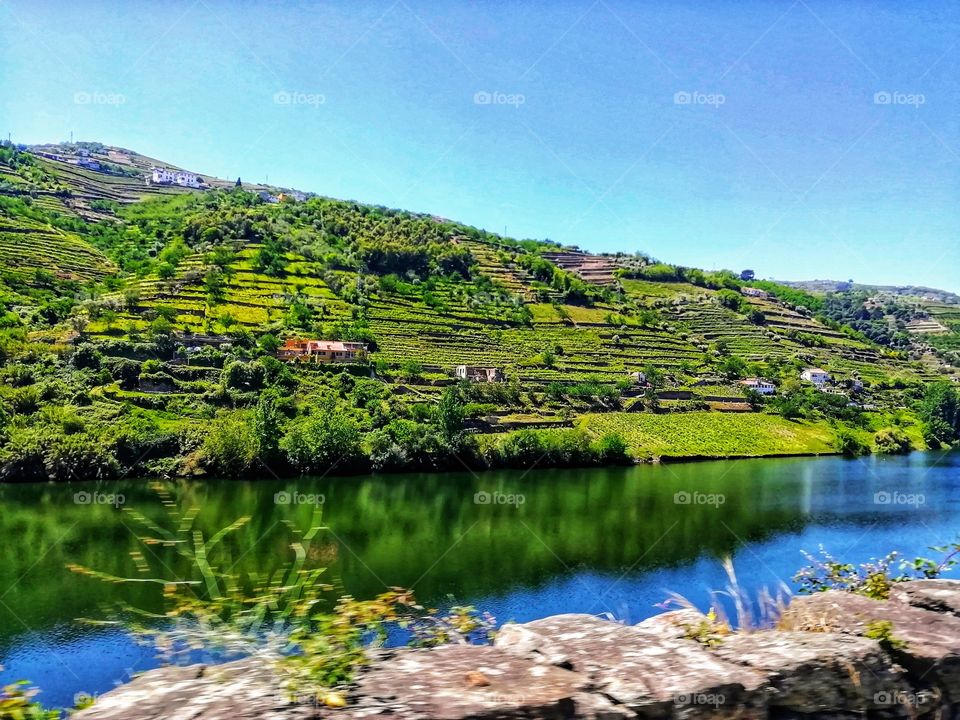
[577,412,838,459]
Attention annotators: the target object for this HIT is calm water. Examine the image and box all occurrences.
[0,451,958,707]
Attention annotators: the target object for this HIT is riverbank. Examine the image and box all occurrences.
[72,579,960,719]
[0,407,932,484]
[577,410,928,461]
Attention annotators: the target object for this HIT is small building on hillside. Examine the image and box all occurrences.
[70,156,101,170]
[455,365,504,382]
[801,367,831,387]
[741,287,769,298]
[278,339,368,364]
[628,371,647,386]
[740,377,776,395]
[151,166,202,188]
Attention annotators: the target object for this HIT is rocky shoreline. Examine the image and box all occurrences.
[74,580,960,719]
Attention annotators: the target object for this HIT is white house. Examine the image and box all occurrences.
[741,287,769,298]
[740,377,776,395]
[628,371,647,386]
[151,167,202,188]
[801,367,831,386]
[455,365,504,382]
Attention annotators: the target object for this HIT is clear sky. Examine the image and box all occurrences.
[2,1,958,291]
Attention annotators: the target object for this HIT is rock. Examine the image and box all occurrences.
[70,587,960,720]
[72,658,317,720]
[711,631,917,716]
[351,644,589,719]
[890,579,960,617]
[782,590,960,703]
[495,613,767,718]
[634,608,711,640]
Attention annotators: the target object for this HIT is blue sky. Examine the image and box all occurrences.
[2,0,958,291]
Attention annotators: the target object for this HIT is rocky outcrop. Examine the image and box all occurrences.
[74,580,960,720]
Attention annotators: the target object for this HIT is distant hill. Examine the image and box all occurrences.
[778,279,960,305]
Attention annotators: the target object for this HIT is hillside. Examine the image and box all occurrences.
[778,277,960,367]
[0,140,957,481]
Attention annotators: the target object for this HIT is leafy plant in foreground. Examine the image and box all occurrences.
[67,484,494,705]
[794,542,960,599]
[0,680,59,719]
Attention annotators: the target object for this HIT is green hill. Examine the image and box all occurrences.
[0,140,956,481]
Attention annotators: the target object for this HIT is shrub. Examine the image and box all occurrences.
[874,427,912,455]
[201,412,259,476]
[591,433,631,464]
[72,343,103,370]
[281,403,362,474]
[833,426,869,457]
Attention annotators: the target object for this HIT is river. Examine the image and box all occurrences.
[0,450,956,707]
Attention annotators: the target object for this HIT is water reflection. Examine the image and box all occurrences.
[0,450,956,707]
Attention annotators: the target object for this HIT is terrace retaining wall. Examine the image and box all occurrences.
[74,579,960,719]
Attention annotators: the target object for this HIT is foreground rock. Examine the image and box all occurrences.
[71,658,317,720]
[74,580,960,719]
[494,613,767,718]
[782,589,960,707]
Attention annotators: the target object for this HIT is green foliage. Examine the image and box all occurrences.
[864,620,907,652]
[254,236,288,276]
[717,289,744,313]
[919,382,959,446]
[0,681,59,719]
[795,541,960,599]
[434,386,465,447]
[67,488,493,698]
[281,400,362,474]
[484,429,630,468]
[874,427,912,454]
[201,411,259,476]
[833,425,869,456]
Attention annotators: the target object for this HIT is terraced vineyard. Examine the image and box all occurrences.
[97,245,352,334]
[924,303,960,352]
[0,213,114,281]
[0,140,955,482]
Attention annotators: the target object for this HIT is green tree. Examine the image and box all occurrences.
[434,387,465,448]
[201,412,258,476]
[919,382,958,446]
[253,393,284,465]
[281,401,362,474]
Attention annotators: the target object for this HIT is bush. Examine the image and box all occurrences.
[281,403,362,474]
[72,343,103,370]
[834,426,869,457]
[0,426,118,482]
[591,433,631,464]
[874,427,912,455]
[201,412,259,476]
